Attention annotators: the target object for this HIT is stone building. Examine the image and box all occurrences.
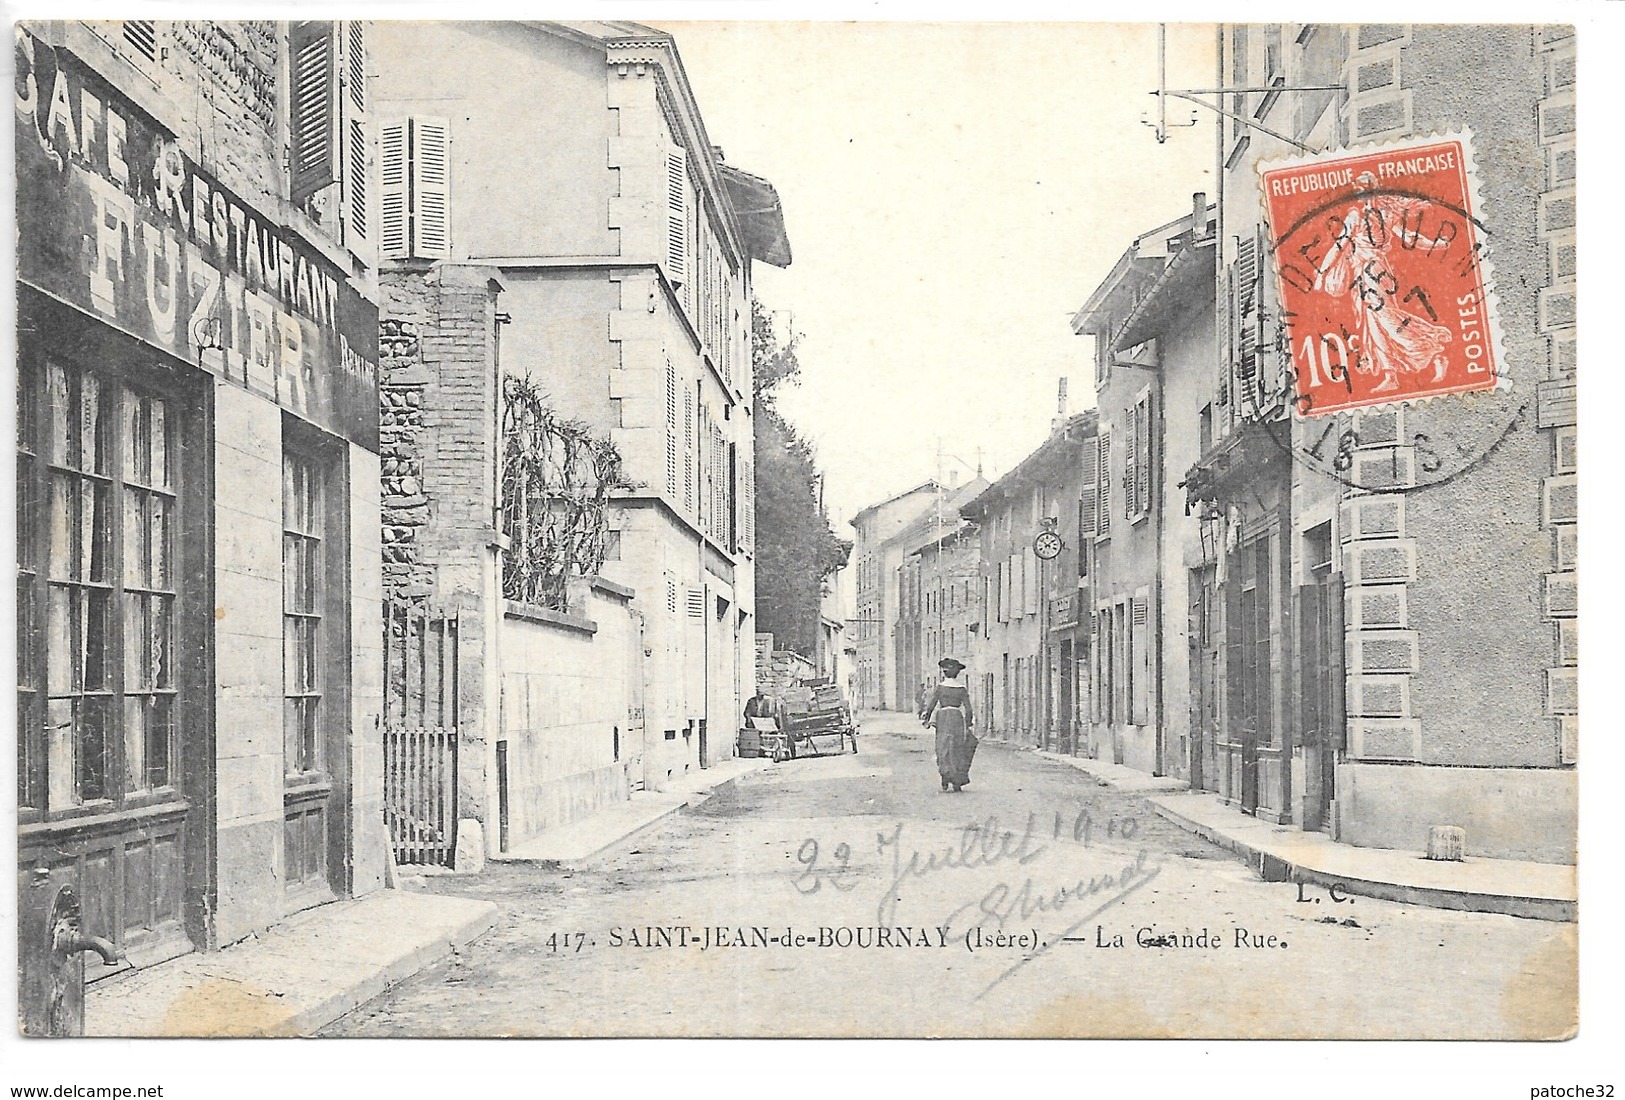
[960,414,1094,749]
[1177,24,1575,861]
[16,18,385,988]
[369,22,789,858]
[896,520,983,716]
[849,480,938,711]
[1072,201,1216,780]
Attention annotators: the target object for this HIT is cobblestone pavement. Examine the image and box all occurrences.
[327,712,1576,1039]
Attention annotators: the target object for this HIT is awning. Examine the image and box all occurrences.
[719,164,792,268]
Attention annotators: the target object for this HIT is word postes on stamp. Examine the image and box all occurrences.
[1260,133,1501,417]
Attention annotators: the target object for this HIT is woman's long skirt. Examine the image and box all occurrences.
[934,707,974,787]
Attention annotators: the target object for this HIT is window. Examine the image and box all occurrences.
[379,116,450,259]
[290,22,338,206]
[283,451,325,777]
[19,361,182,817]
[1096,430,1112,539]
[1127,390,1154,521]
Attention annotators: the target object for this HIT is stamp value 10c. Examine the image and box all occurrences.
[1260,133,1502,416]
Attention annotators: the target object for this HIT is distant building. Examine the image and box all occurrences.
[371,21,789,857]
[1072,199,1216,779]
[848,481,939,710]
[16,18,384,996]
[960,414,1095,749]
[897,523,982,714]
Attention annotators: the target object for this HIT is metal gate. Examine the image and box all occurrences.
[383,600,461,867]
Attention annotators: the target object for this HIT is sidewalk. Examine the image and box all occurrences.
[86,890,498,1036]
[1028,748,1577,922]
[492,754,773,867]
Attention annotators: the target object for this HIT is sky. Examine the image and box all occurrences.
[654,22,1218,528]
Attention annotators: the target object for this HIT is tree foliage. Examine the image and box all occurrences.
[752,300,851,657]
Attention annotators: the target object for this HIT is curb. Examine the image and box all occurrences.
[291,900,499,1035]
[1148,796,1576,923]
[490,757,773,870]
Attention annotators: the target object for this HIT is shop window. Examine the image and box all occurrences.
[19,360,182,817]
[282,449,326,777]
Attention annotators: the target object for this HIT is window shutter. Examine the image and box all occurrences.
[346,118,368,243]
[1131,594,1150,724]
[346,21,366,112]
[411,117,450,258]
[683,388,694,514]
[665,360,679,498]
[1096,432,1111,538]
[1025,547,1040,617]
[123,20,158,62]
[290,22,338,206]
[1137,394,1153,517]
[379,121,407,259]
[342,22,367,246]
[1125,407,1140,519]
[665,147,689,286]
[1078,434,1099,538]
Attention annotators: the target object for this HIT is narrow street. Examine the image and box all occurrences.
[328,713,1575,1039]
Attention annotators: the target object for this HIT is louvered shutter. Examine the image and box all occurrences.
[665,360,679,498]
[665,147,689,286]
[346,21,365,111]
[1235,234,1261,408]
[411,117,450,258]
[1135,392,1153,517]
[1078,433,1099,540]
[1097,432,1111,538]
[1131,594,1150,724]
[1125,407,1140,519]
[290,22,338,205]
[683,388,694,514]
[123,20,157,61]
[342,22,367,245]
[379,121,407,259]
[1029,547,1042,617]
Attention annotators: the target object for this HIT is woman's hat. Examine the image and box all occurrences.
[938,657,965,674]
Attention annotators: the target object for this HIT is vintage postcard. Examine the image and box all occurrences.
[7,10,1606,1079]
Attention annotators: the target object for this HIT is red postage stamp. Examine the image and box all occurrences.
[1259,133,1501,416]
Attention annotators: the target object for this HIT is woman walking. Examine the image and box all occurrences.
[920,657,976,793]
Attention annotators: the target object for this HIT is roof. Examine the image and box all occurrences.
[1070,208,1215,339]
[960,412,1098,518]
[850,479,939,526]
[888,477,991,555]
[1112,237,1216,351]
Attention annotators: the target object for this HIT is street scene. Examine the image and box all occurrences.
[328,712,1574,1040]
[9,11,1597,1074]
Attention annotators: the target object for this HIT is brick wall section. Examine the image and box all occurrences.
[378,265,505,602]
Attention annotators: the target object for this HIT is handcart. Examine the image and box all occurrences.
[777,679,859,758]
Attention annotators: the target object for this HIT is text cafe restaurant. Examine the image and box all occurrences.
[15,27,387,982]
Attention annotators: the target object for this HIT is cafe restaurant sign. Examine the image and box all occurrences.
[15,28,378,447]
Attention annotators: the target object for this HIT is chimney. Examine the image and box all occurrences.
[948,468,960,487]
[1192,191,1208,236]
[1051,377,1070,434]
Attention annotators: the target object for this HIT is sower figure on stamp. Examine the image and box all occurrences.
[1315,171,1456,394]
[920,657,976,793]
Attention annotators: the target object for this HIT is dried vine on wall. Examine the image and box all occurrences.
[500,375,634,611]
